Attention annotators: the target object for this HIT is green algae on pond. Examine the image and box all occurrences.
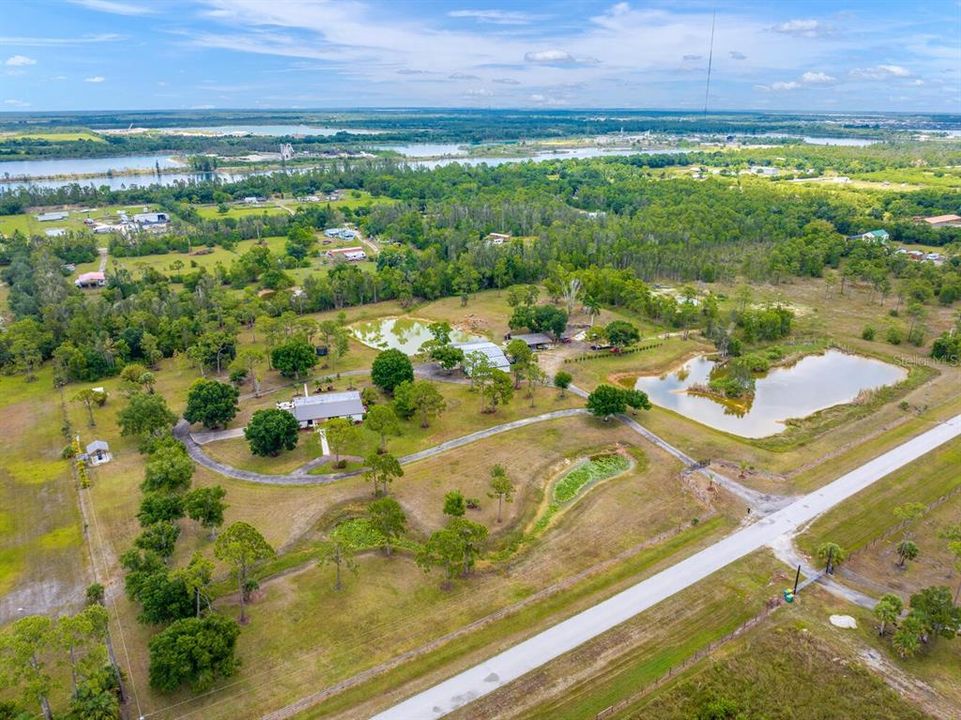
[350,317,480,355]
[634,349,907,438]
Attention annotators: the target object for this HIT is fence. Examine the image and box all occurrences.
[858,483,961,554]
[594,601,781,719]
[564,342,662,364]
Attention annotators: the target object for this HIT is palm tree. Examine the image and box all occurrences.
[583,295,601,326]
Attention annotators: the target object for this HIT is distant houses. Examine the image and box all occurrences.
[505,332,554,351]
[852,229,889,243]
[36,211,69,222]
[277,389,365,429]
[324,227,358,241]
[44,228,67,238]
[326,246,367,262]
[75,271,106,288]
[484,232,512,246]
[132,211,169,227]
[917,214,961,228]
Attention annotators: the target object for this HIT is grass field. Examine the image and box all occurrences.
[626,588,932,720]
[0,130,105,143]
[798,437,961,557]
[0,204,161,238]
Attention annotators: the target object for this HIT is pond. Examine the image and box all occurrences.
[633,350,906,438]
[0,154,183,180]
[350,317,481,355]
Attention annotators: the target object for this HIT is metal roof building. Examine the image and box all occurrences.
[278,390,365,428]
[454,340,511,375]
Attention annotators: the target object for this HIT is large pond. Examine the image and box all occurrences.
[350,317,481,356]
[633,350,906,438]
[0,154,183,179]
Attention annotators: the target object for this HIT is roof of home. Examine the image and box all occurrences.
[924,214,961,224]
[76,271,105,283]
[863,229,889,237]
[454,340,511,371]
[86,440,109,453]
[510,332,553,347]
[289,390,364,422]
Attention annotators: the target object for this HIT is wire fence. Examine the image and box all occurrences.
[594,598,783,720]
[564,342,663,364]
[857,483,961,554]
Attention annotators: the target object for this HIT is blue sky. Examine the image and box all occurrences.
[2,0,959,112]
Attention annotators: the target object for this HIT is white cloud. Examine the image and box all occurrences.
[5,55,36,66]
[464,87,493,97]
[729,51,746,60]
[84,75,105,83]
[682,54,702,61]
[800,71,836,85]
[851,64,911,79]
[68,0,155,15]
[492,77,520,85]
[448,72,480,80]
[759,70,836,91]
[0,33,121,46]
[524,49,598,65]
[525,49,575,64]
[3,99,30,107]
[447,9,536,25]
[770,19,833,38]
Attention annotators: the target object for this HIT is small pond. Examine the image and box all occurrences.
[633,350,907,438]
[350,317,481,355]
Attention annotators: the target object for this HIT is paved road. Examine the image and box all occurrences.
[372,413,961,720]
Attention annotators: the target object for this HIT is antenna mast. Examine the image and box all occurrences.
[703,9,716,115]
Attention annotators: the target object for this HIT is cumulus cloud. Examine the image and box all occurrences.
[84,75,105,83]
[524,49,598,65]
[5,55,36,66]
[448,9,536,25]
[850,64,911,79]
[800,71,836,85]
[728,50,746,60]
[770,19,833,38]
[464,87,493,97]
[758,70,837,91]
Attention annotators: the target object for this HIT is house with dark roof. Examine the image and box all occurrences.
[277,389,365,428]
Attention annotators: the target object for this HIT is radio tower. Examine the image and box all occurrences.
[703,9,716,116]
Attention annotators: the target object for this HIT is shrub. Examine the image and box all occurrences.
[862,326,876,341]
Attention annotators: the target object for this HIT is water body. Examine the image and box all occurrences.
[633,350,906,438]
[0,146,678,191]
[165,125,384,137]
[351,317,480,356]
[760,133,879,147]
[377,143,468,157]
[0,154,183,180]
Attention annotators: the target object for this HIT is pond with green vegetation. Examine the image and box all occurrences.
[634,349,907,438]
[553,453,632,504]
[350,317,481,355]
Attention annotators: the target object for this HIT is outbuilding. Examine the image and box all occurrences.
[454,340,511,375]
[75,271,106,288]
[505,332,554,350]
[84,440,112,466]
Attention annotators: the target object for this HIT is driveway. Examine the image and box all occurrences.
[371,413,961,720]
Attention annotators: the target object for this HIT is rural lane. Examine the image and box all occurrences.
[568,384,787,513]
[371,412,961,720]
[174,408,589,485]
